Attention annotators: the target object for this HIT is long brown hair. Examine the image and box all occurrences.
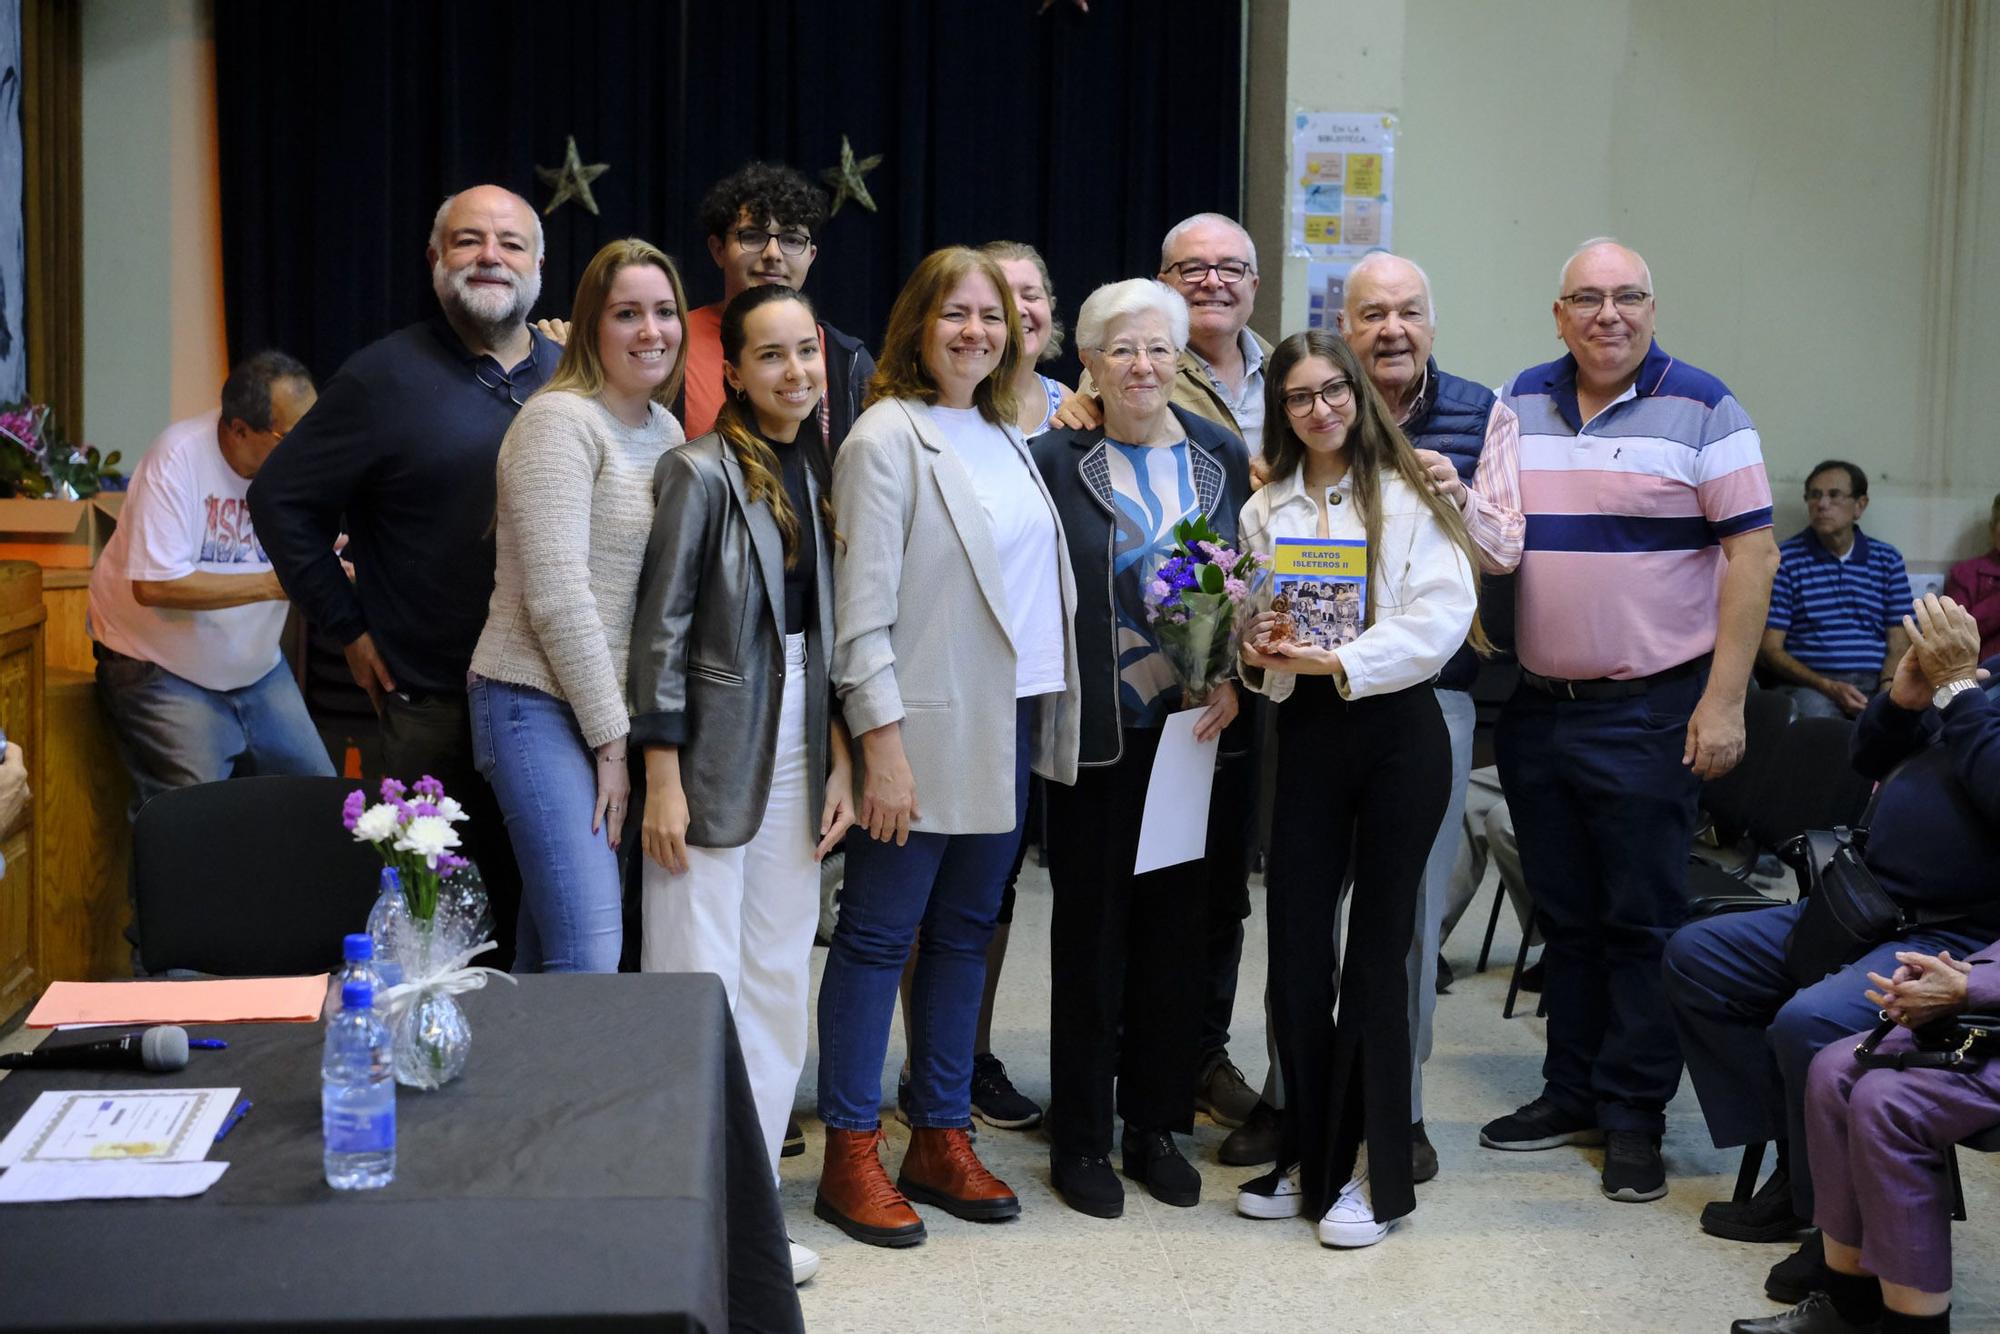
[715,284,834,569]
[867,247,1021,426]
[540,238,690,407]
[1262,330,1490,653]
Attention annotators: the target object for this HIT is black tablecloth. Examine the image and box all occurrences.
[0,973,802,1333]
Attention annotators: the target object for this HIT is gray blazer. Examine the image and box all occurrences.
[833,398,1080,835]
[628,433,836,849]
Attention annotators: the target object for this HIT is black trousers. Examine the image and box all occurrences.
[380,689,522,972]
[1199,701,1261,1065]
[1046,726,1208,1156]
[1267,678,1447,1223]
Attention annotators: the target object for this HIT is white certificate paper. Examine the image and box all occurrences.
[0,1088,239,1166]
[1134,707,1220,875]
[0,1160,229,1203]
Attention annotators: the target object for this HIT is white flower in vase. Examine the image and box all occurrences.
[352,803,402,845]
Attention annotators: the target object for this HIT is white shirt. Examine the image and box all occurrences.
[88,410,289,691]
[1237,468,1475,702]
[930,406,1068,697]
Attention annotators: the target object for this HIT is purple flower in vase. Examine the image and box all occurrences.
[413,774,445,801]
[1224,577,1248,603]
[341,788,367,830]
[411,801,440,819]
[379,777,407,803]
[437,853,469,876]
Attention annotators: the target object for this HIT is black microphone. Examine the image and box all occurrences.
[0,1025,190,1072]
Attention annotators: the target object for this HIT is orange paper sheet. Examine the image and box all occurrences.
[25,976,331,1028]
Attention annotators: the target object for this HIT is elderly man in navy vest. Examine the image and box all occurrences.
[1338,252,1524,1183]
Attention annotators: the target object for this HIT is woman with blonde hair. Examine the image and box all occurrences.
[814,246,1080,1249]
[1232,328,1479,1248]
[469,237,687,973]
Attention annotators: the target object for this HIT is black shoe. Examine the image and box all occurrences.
[1766,1232,1826,1306]
[1730,1292,1879,1334]
[1218,1100,1283,1166]
[1412,1120,1439,1184]
[1051,1149,1124,1218]
[970,1053,1043,1130]
[1702,1167,1811,1242]
[1601,1130,1666,1202]
[1518,960,1545,992]
[1194,1056,1260,1128]
[783,1116,805,1158]
[1121,1128,1201,1208]
[1435,954,1455,994]
[1479,1096,1603,1151]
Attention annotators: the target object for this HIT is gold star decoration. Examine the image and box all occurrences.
[820,135,883,216]
[536,135,609,217]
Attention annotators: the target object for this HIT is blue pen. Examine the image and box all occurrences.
[212,1098,253,1144]
[188,1039,229,1050]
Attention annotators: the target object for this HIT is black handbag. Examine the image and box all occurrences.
[1780,826,1904,986]
[1853,1010,2000,1072]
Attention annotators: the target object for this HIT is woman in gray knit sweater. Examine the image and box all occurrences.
[469,238,689,972]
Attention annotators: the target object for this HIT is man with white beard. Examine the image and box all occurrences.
[250,185,559,968]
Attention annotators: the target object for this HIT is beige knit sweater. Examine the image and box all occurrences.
[471,389,681,747]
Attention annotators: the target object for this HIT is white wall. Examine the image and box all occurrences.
[1249,0,1999,568]
[80,0,223,461]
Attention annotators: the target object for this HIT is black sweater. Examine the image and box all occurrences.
[248,319,561,695]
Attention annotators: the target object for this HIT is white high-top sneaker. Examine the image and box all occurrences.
[1235,1162,1305,1219]
[1317,1157,1398,1248]
[790,1238,821,1285]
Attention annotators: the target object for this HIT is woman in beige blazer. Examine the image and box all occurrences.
[814,247,1079,1250]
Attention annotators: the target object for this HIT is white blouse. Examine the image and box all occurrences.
[1237,468,1476,703]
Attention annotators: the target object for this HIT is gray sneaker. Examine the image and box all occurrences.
[1195,1056,1260,1129]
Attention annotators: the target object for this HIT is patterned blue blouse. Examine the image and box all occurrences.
[1105,439,1200,728]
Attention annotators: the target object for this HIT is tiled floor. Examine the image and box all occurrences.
[788,858,2000,1333]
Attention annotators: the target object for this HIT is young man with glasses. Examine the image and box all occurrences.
[682,162,875,443]
[249,184,560,971]
[1759,460,1913,718]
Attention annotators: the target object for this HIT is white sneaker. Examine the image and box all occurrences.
[789,1239,821,1285]
[1317,1169,1396,1248]
[1235,1163,1304,1219]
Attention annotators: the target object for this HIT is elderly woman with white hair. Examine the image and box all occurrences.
[1031,279,1253,1219]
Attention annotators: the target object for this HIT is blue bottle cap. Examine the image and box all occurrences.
[380,866,401,891]
[341,979,374,1009]
[343,932,373,961]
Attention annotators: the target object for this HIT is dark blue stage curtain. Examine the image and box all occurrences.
[213,0,1243,387]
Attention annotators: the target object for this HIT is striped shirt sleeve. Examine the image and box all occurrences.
[1880,546,1911,628]
[1766,549,1796,630]
[1692,396,1773,537]
[1457,400,1523,575]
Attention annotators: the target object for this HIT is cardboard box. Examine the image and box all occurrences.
[0,493,125,569]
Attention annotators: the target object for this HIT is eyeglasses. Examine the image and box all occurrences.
[1804,489,1857,504]
[732,227,812,256]
[1164,260,1253,286]
[1097,344,1178,369]
[1559,288,1652,314]
[473,361,527,408]
[1281,380,1355,417]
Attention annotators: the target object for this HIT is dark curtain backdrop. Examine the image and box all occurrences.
[213,0,1243,388]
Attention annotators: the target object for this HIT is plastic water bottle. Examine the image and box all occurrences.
[366,867,407,988]
[336,932,387,1012]
[321,978,396,1189]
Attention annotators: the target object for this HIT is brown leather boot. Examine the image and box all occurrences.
[814,1128,926,1248]
[898,1126,1021,1221]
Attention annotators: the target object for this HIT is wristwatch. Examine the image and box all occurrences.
[1932,678,1980,712]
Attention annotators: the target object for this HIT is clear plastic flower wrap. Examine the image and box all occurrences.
[1142,515,1270,701]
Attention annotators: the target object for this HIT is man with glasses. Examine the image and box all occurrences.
[681,161,875,442]
[1759,460,1912,719]
[250,184,558,970]
[1446,238,1778,1205]
[91,350,332,816]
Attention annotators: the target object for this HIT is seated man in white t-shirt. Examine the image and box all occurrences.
[88,350,334,817]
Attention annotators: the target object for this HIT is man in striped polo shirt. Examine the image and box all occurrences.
[1442,238,1779,1205]
[1759,460,1911,718]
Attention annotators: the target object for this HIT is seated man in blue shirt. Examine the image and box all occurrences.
[1664,593,1998,1306]
[1759,460,1911,718]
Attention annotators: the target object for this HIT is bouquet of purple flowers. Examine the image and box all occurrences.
[1143,515,1268,702]
[341,774,470,922]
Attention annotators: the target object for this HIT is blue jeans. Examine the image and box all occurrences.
[817,700,1031,1131]
[1663,901,1988,1216]
[95,647,333,819]
[1779,670,1880,721]
[1496,669,1705,1135]
[468,674,621,973]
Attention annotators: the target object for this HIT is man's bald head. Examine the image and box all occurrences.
[1337,252,1436,416]
[427,185,545,346]
[1557,237,1651,296]
[1554,237,1656,393]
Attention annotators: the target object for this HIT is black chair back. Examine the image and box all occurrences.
[133,776,384,976]
[1746,716,1875,854]
[1701,688,1797,845]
